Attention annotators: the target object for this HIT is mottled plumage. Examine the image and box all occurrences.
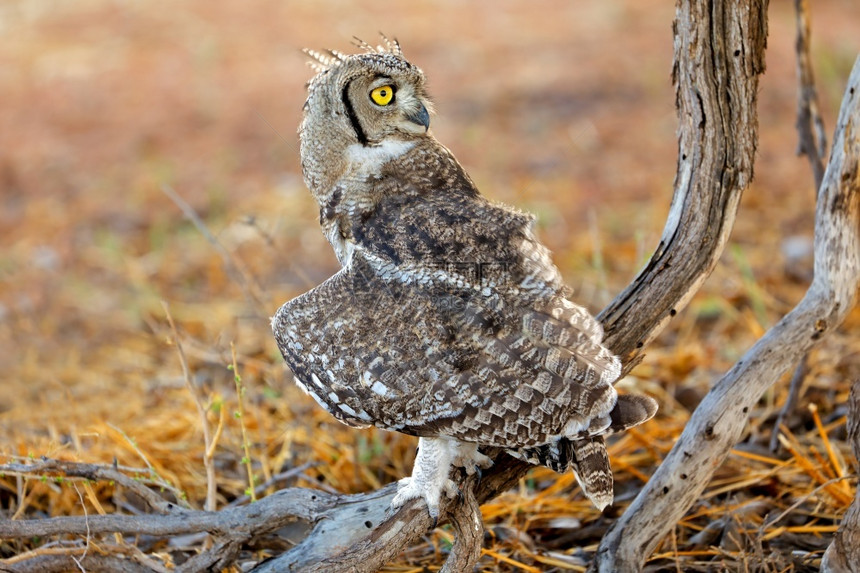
[272,37,657,518]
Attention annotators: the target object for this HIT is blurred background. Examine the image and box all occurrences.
[1,0,859,569]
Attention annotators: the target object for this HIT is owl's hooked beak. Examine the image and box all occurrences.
[405,103,430,132]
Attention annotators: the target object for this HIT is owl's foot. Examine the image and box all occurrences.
[452,442,493,476]
[390,437,478,522]
[391,474,458,524]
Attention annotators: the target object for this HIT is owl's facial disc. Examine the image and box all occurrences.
[344,74,431,144]
[368,76,429,132]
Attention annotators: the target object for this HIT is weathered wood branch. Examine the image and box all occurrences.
[822,380,860,572]
[794,0,828,192]
[593,55,860,573]
[1,554,159,573]
[0,472,337,573]
[0,487,330,540]
[0,459,188,515]
[771,0,831,453]
[440,474,484,573]
[597,0,765,372]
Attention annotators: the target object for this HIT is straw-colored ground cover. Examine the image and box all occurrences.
[2,1,859,570]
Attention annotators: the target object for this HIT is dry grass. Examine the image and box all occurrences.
[1,0,860,570]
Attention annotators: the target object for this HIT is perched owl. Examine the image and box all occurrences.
[272,37,657,519]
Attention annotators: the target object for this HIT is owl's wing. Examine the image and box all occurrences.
[273,251,626,448]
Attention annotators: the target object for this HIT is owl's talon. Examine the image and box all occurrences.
[452,444,494,476]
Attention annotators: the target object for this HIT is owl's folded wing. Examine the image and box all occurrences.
[273,253,631,448]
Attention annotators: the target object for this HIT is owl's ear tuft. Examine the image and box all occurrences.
[352,36,374,53]
[352,34,402,57]
[304,48,337,73]
[379,33,402,57]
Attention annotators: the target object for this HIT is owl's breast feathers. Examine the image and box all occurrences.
[273,143,625,448]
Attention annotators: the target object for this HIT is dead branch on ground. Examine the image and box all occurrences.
[0,462,338,573]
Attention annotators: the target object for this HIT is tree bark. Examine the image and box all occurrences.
[598,0,766,371]
[822,381,860,573]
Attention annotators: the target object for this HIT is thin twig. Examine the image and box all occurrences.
[161,184,267,315]
[794,0,828,193]
[764,475,855,530]
[12,474,30,520]
[0,458,187,514]
[770,355,809,452]
[105,424,189,507]
[162,301,219,512]
[230,342,256,502]
[69,484,90,573]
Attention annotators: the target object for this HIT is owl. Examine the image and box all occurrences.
[272,37,657,520]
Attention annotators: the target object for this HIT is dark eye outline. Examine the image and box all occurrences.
[369,85,396,106]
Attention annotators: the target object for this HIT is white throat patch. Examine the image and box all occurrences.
[346,140,415,174]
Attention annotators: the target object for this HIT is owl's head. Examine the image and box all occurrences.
[299,37,434,196]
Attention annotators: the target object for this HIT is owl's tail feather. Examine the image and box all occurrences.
[607,392,658,433]
[506,436,613,509]
[569,436,613,511]
[508,393,657,510]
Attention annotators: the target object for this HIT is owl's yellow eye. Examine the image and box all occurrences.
[370,85,395,106]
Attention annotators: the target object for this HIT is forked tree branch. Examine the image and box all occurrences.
[593,56,860,573]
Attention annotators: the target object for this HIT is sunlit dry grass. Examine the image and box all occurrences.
[2,0,860,570]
